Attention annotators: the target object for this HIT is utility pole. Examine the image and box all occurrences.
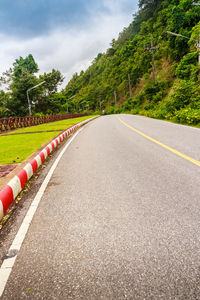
[127,74,133,97]
[150,34,155,81]
[144,34,160,80]
[192,0,200,64]
[66,95,76,113]
[99,100,102,111]
[76,102,80,113]
[114,90,117,104]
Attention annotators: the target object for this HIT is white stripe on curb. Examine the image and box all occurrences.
[48,143,53,153]
[0,202,3,220]
[23,163,33,180]
[7,176,21,199]
[0,128,83,297]
[35,155,42,168]
[42,149,48,159]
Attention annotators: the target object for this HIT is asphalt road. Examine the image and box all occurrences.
[1,114,200,299]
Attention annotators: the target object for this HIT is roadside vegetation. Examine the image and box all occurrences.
[0,116,93,165]
[0,0,200,127]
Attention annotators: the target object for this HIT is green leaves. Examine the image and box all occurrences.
[13,54,39,78]
[175,52,198,79]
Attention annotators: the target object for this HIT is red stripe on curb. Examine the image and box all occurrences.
[59,136,62,142]
[51,141,55,150]
[0,186,14,214]
[39,152,45,163]
[45,146,50,155]
[17,169,28,189]
[30,159,38,174]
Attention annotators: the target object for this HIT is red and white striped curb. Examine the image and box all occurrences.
[0,124,79,220]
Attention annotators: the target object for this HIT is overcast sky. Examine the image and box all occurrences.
[0,0,138,89]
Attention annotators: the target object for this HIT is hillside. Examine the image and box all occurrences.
[63,0,200,126]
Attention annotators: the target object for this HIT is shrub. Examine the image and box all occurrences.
[171,108,200,125]
[105,106,115,115]
[130,108,140,115]
[168,80,192,110]
[175,52,198,79]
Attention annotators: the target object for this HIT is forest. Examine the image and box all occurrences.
[0,0,200,126]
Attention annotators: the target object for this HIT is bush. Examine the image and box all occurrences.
[151,106,168,119]
[105,106,115,114]
[92,110,100,115]
[167,80,192,111]
[175,52,198,79]
[130,107,140,115]
[170,108,200,125]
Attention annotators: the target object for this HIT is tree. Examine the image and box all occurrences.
[40,69,64,96]
[0,56,65,116]
[0,54,39,116]
[13,54,39,78]
[0,91,12,118]
[34,70,64,114]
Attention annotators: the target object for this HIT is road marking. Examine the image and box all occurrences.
[0,127,83,297]
[117,116,200,167]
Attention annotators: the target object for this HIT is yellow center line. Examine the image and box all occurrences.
[117,116,200,167]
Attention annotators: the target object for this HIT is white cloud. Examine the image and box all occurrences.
[0,6,136,90]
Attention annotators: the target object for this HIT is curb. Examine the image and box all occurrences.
[0,116,98,220]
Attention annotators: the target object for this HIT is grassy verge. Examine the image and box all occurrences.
[0,116,95,165]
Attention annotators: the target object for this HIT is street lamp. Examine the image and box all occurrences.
[166,28,200,64]
[27,81,45,116]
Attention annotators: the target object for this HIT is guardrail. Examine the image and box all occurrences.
[0,114,85,133]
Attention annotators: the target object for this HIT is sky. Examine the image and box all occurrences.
[0,0,138,89]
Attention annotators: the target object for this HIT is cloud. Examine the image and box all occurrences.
[0,0,134,37]
[0,0,95,37]
[0,0,138,89]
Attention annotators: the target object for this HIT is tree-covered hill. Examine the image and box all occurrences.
[63,0,200,125]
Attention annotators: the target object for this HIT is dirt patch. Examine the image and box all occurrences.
[0,164,18,178]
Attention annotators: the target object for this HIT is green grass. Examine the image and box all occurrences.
[0,116,95,165]
[0,132,60,164]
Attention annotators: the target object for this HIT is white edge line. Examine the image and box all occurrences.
[0,127,83,297]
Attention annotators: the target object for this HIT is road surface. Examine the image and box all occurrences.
[1,114,200,299]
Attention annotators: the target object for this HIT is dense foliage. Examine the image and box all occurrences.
[0,0,200,126]
[63,0,200,125]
